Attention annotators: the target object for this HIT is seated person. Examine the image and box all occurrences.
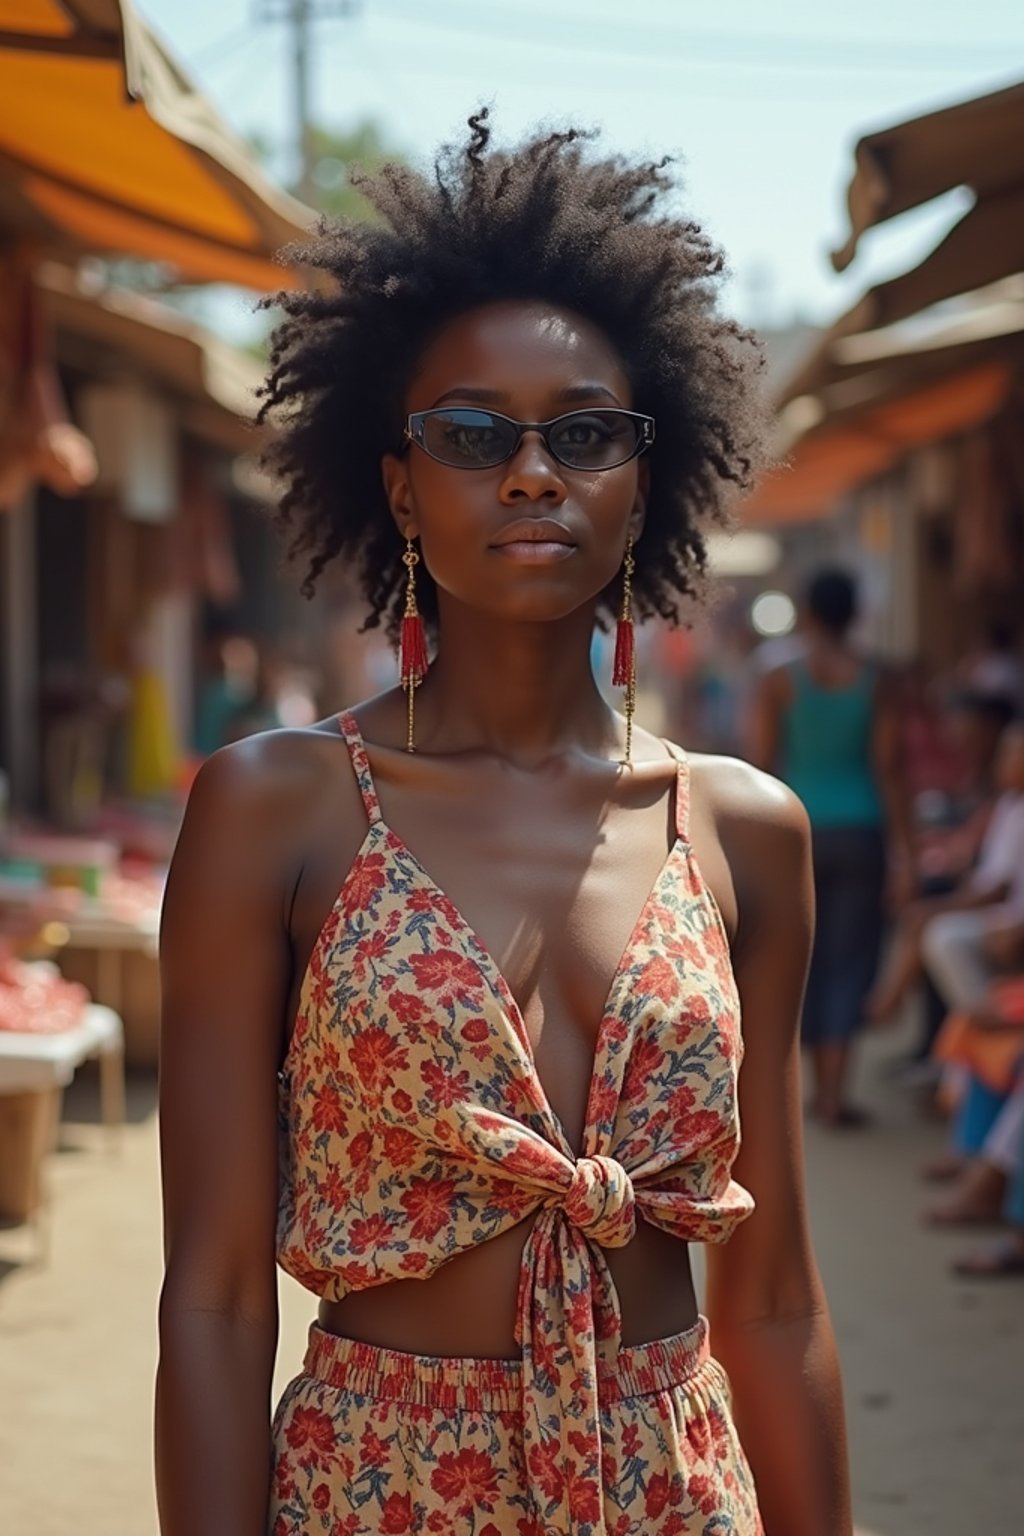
[869,719,1024,1021]
[951,1106,1024,1279]
[914,689,1016,892]
[922,923,1024,1226]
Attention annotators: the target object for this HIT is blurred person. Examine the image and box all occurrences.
[919,921,1024,1225]
[926,1062,1024,1229]
[895,688,1015,1074]
[749,567,910,1127]
[956,618,1024,711]
[157,117,851,1536]
[900,660,962,808]
[910,690,1014,896]
[951,1104,1024,1279]
[224,646,285,741]
[870,720,1024,1021]
[192,628,260,756]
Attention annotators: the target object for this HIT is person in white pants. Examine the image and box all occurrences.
[921,909,1008,1014]
[875,722,1024,1022]
[923,911,1024,1226]
[926,1069,1024,1227]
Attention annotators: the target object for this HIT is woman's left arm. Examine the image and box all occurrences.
[704,767,852,1536]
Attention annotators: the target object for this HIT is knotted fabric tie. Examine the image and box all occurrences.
[562,1154,636,1248]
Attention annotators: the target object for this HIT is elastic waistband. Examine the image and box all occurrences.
[301,1316,711,1413]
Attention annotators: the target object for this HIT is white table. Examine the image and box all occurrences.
[0,1004,126,1251]
[0,1002,125,1112]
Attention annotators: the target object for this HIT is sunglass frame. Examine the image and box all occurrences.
[404,407,656,470]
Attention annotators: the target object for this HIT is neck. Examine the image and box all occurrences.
[415,602,619,765]
[807,629,849,658]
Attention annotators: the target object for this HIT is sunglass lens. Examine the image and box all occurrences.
[548,411,641,469]
[421,409,514,467]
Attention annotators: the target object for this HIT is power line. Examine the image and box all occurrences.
[189,24,265,74]
[377,0,1024,74]
[253,1,361,201]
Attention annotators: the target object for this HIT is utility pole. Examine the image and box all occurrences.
[254,0,360,205]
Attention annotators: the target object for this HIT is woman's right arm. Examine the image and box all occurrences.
[156,744,295,1536]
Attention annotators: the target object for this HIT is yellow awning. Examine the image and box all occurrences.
[0,1,313,288]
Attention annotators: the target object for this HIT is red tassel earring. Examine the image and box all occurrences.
[612,536,636,766]
[399,536,428,752]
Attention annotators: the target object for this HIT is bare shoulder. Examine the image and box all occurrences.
[172,719,362,889]
[688,753,809,844]
[685,754,811,938]
[188,719,343,812]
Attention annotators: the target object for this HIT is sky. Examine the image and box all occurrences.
[139,0,1024,333]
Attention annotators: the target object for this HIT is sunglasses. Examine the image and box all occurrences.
[404,407,656,472]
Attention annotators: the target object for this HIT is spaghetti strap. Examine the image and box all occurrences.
[662,740,691,842]
[337,711,382,827]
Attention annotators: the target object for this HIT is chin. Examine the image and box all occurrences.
[477,584,601,626]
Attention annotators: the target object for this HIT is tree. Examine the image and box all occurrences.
[303,119,406,220]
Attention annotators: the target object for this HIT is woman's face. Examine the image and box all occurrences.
[382,300,647,625]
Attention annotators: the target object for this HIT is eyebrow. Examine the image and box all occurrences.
[430,382,623,409]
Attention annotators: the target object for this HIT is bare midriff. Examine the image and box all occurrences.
[317,1219,697,1359]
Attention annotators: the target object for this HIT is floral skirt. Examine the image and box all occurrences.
[269,1317,762,1536]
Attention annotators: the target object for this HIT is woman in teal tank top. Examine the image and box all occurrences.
[782,661,883,830]
[751,569,911,1126]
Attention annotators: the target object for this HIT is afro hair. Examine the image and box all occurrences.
[258,110,766,640]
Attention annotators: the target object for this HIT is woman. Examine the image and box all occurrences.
[157,116,850,1536]
[750,569,910,1126]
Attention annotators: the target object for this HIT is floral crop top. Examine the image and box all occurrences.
[277,711,754,1535]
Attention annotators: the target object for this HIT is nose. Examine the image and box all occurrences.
[499,430,567,504]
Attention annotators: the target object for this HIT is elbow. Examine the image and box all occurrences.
[158,1263,278,1344]
[708,1246,829,1336]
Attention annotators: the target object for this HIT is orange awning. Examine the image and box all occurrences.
[0,1,313,288]
[742,362,1011,526]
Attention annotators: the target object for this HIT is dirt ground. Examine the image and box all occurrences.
[1,1019,1020,1536]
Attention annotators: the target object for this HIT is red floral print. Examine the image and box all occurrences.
[379,1491,414,1533]
[339,850,387,918]
[391,990,432,1025]
[381,1125,419,1168]
[429,1447,501,1512]
[272,713,760,1535]
[348,1026,409,1095]
[409,949,485,1000]
[635,954,680,1005]
[419,1059,471,1110]
[400,1176,458,1241]
[526,1438,564,1502]
[284,1406,335,1456]
[310,1084,348,1137]
[645,1470,671,1519]
[347,1212,393,1254]
[346,1130,373,1165]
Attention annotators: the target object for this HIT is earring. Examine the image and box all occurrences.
[399,536,428,753]
[612,536,636,766]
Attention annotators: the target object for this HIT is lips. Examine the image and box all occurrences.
[490,519,576,548]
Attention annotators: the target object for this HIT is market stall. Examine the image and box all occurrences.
[0,951,124,1248]
[0,1,313,1237]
